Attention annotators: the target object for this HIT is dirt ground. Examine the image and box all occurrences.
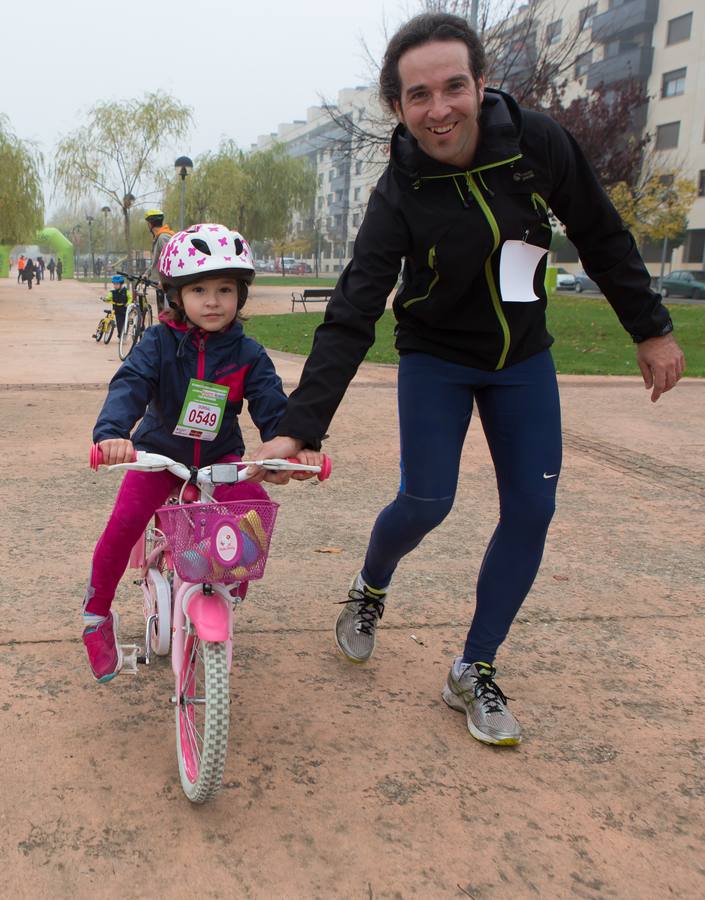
[1,276,704,899]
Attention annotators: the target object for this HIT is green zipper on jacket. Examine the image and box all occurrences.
[402,245,439,308]
[415,153,522,370]
[464,172,511,370]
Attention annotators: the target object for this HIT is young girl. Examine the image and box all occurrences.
[83,223,321,682]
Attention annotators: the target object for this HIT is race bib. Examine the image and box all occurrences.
[173,378,229,441]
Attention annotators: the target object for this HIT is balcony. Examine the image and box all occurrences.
[591,0,659,44]
[586,45,654,89]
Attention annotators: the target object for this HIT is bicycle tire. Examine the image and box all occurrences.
[118,306,140,360]
[143,303,153,329]
[93,321,104,342]
[144,566,171,656]
[175,638,230,803]
[103,321,115,344]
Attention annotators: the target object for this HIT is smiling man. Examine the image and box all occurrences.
[254,12,684,747]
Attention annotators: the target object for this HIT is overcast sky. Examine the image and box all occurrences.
[3,0,414,212]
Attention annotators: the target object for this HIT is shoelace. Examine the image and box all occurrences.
[337,589,385,636]
[472,667,511,714]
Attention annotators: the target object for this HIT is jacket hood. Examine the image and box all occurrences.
[389,88,524,182]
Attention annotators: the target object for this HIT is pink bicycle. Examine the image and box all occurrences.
[90,446,331,803]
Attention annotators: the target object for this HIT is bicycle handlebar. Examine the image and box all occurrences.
[115,271,160,288]
[89,445,332,482]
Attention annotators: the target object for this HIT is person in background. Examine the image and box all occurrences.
[144,209,175,313]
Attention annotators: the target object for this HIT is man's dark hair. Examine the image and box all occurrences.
[379,12,486,115]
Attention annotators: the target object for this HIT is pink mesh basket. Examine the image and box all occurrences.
[156,500,279,584]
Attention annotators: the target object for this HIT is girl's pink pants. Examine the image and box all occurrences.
[83,456,269,616]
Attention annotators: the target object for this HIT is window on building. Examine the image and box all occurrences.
[347,241,355,256]
[662,68,686,98]
[355,161,363,175]
[547,19,562,44]
[354,187,361,201]
[685,229,705,263]
[575,50,593,78]
[335,190,343,202]
[667,13,692,45]
[698,171,705,198]
[317,173,323,186]
[578,3,597,30]
[335,214,342,228]
[608,0,628,8]
[327,193,333,205]
[659,173,675,187]
[317,196,323,209]
[352,213,361,227]
[655,121,680,150]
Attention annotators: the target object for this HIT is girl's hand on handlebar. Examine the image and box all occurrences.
[98,438,135,466]
[290,449,326,481]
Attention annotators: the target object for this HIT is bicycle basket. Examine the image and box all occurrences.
[156,500,279,584]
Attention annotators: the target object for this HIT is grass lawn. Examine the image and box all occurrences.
[253,275,338,287]
[245,296,705,376]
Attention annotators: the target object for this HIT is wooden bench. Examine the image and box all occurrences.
[291,288,334,312]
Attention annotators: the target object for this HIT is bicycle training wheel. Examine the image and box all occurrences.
[144,566,171,656]
[175,637,230,803]
[118,306,140,360]
[103,321,115,344]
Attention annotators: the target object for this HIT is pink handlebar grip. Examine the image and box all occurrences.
[285,454,332,481]
[90,443,137,470]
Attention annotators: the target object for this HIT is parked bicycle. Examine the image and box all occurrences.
[116,271,159,360]
[92,306,117,345]
[89,446,332,803]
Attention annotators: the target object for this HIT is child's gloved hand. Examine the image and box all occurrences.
[98,438,135,465]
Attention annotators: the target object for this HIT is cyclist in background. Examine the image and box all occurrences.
[145,209,174,313]
[107,274,130,337]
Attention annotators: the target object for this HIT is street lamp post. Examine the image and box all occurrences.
[174,155,194,230]
[101,206,111,289]
[71,224,82,276]
[86,215,95,277]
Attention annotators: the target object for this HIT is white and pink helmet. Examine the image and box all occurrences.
[158,223,255,287]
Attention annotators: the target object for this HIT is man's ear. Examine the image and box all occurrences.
[393,99,405,124]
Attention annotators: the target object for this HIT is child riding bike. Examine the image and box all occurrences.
[105,274,130,337]
[83,223,322,682]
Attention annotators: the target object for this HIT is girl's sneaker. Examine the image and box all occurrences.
[82,611,123,683]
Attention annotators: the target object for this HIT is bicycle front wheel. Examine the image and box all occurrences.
[93,322,104,342]
[103,321,115,344]
[143,303,153,329]
[175,637,230,803]
[118,306,140,360]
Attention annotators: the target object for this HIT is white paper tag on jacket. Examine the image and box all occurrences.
[499,240,548,303]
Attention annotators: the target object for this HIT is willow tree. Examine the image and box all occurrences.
[53,91,192,271]
[162,142,315,266]
[0,114,44,243]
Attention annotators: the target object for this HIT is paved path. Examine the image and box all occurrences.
[1,277,704,898]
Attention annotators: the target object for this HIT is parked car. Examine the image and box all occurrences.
[555,267,576,290]
[658,270,705,299]
[275,257,307,275]
[573,271,600,293]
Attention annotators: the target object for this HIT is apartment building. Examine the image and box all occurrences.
[252,87,390,273]
[492,0,704,270]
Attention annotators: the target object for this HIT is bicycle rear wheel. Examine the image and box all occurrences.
[175,637,230,803]
[103,321,115,344]
[118,306,140,360]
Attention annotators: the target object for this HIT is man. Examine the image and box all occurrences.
[144,209,174,312]
[252,13,684,746]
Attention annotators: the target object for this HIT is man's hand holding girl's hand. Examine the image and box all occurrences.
[98,438,136,465]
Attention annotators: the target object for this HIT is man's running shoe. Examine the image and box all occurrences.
[82,611,123,683]
[334,574,387,663]
[442,658,522,746]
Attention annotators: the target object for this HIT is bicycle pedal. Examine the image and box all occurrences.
[120,644,141,674]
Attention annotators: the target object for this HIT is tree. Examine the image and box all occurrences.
[162,142,315,269]
[53,91,192,272]
[608,175,696,248]
[0,114,44,243]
